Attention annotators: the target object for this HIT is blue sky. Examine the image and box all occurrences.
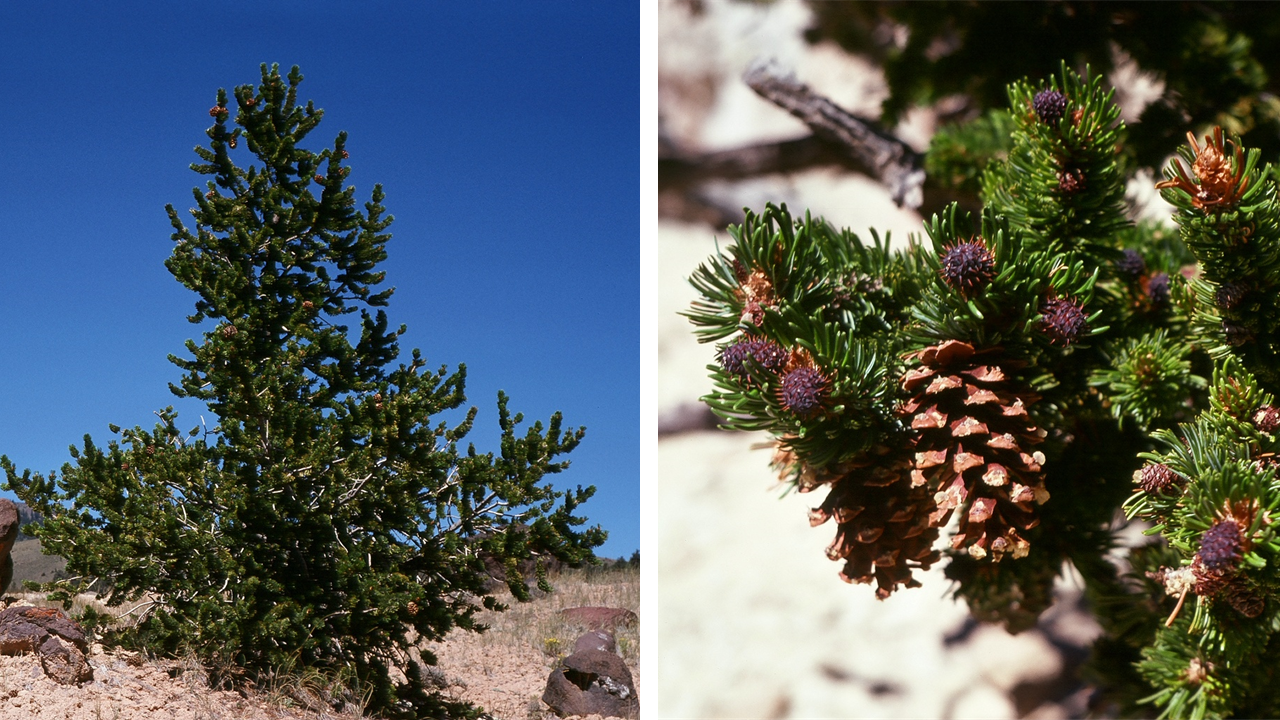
[0,3,638,558]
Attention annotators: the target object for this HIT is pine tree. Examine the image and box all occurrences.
[3,64,605,718]
[687,62,1280,718]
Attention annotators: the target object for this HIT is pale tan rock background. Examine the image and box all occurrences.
[656,1,1121,718]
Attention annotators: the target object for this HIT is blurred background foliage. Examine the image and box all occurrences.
[803,1,1280,169]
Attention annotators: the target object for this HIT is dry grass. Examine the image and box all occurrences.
[473,564,641,666]
[423,564,641,719]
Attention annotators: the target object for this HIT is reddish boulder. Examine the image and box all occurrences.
[574,630,616,654]
[0,606,92,684]
[0,606,87,651]
[542,648,639,718]
[39,634,92,685]
[0,500,19,594]
[558,606,638,632]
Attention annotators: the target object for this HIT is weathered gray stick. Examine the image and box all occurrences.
[743,58,925,210]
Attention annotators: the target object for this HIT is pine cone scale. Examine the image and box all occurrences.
[983,464,1010,486]
[927,375,965,394]
[965,387,1001,405]
[912,407,948,429]
[951,417,990,437]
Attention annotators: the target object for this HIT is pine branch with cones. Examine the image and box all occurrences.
[687,62,1280,718]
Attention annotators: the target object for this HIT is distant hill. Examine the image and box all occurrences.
[10,537,66,588]
[6,501,67,589]
[14,501,41,540]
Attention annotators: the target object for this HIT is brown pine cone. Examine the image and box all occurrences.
[900,340,1048,562]
[1221,578,1265,618]
[811,452,941,599]
[1192,559,1266,618]
[1192,561,1230,598]
[777,444,941,599]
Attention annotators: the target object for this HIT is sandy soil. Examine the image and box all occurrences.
[0,567,638,720]
[426,569,640,720]
[0,647,340,720]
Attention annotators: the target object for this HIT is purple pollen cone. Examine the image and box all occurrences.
[720,337,788,379]
[940,241,996,297]
[1198,520,1243,572]
[1033,89,1068,125]
[780,366,828,417]
[1040,297,1088,346]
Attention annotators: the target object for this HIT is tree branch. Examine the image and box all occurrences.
[742,58,925,210]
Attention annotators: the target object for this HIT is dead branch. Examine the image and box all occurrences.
[743,58,925,209]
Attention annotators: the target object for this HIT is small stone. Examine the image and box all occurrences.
[573,631,616,655]
[38,636,92,685]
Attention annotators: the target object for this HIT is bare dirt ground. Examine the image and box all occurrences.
[425,567,640,720]
[0,566,638,720]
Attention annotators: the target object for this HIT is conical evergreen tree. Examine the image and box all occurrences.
[4,64,604,718]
